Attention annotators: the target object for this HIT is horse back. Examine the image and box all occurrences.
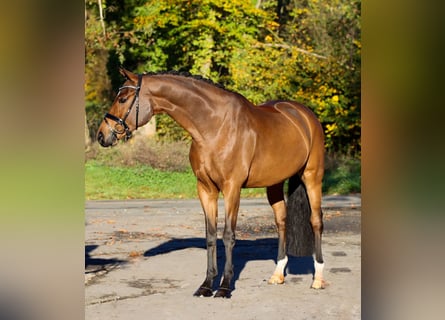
[255,100,323,146]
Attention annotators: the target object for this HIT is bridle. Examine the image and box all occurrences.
[103,73,143,140]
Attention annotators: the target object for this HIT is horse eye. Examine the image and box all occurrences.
[119,97,127,103]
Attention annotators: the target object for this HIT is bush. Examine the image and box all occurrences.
[85,138,191,172]
[323,155,361,194]
[87,139,361,196]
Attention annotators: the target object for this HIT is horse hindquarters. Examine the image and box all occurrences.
[286,174,315,257]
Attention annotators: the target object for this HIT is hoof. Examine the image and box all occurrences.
[214,287,231,298]
[311,278,326,289]
[268,273,285,285]
[193,286,213,297]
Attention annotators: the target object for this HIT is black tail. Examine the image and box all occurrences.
[286,174,315,256]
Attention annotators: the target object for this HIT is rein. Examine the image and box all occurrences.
[104,73,143,140]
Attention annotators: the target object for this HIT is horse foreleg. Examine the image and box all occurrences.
[193,180,219,297]
[214,184,241,298]
[266,183,288,284]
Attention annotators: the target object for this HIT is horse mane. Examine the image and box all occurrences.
[141,70,255,106]
[142,70,228,92]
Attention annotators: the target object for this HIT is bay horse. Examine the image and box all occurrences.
[96,68,325,298]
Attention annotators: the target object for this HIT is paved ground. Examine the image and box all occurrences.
[85,195,361,320]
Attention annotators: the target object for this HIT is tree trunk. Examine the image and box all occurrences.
[97,0,106,38]
[85,114,92,150]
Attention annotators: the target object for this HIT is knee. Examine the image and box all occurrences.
[207,238,217,247]
[223,230,235,245]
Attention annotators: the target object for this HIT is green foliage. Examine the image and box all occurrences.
[229,0,361,154]
[85,1,113,137]
[286,0,361,155]
[85,140,361,199]
[155,114,192,142]
[323,155,361,194]
[128,0,274,77]
[85,0,361,155]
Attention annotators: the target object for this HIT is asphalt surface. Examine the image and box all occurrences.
[85,195,361,319]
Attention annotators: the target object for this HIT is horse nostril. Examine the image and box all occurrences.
[97,131,105,146]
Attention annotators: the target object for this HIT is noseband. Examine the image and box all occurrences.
[104,73,143,140]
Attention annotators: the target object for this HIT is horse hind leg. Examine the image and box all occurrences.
[302,165,326,289]
[266,183,288,285]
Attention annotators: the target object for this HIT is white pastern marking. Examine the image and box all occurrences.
[314,260,324,279]
[274,256,288,274]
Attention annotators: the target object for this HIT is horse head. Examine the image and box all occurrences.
[96,68,153,147]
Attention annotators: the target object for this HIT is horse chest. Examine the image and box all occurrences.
[190,143,249,185]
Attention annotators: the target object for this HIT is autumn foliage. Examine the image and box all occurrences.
[85,0,360,155]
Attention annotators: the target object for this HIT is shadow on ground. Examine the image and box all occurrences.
[85,245,126,274]
[144,237,314,292]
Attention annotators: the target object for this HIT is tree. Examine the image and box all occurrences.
[85,0,361,155]
[85,0,113,139]
[115,0,277,140]
[283,0,361,154]
[226,0,361,154]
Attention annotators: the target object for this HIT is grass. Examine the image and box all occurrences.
[85,161,197,199]
[85,139,360,200]
[85,161,267,200]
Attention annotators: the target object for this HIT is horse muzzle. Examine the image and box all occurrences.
[97,130,117,147]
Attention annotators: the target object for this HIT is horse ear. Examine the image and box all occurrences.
[119,67,137,82]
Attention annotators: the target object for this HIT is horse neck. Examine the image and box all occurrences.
[145,75,231,142]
